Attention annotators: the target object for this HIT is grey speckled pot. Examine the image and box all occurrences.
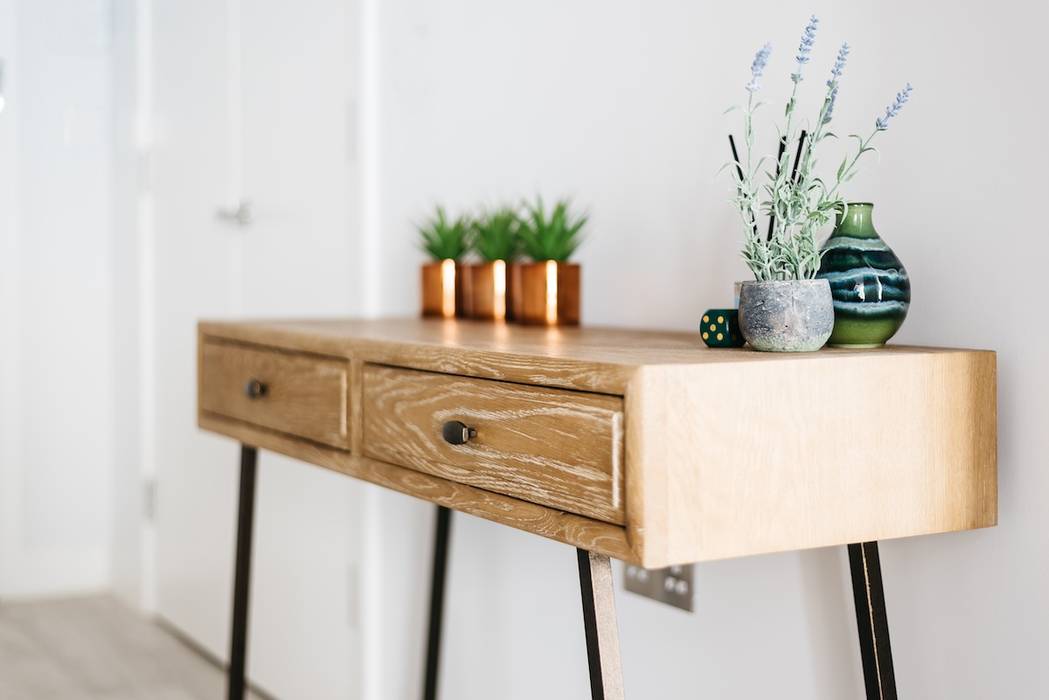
[738,279,834,352]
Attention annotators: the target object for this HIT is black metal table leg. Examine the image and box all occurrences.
[422,505,453,700]
[848,541,897,700]
[228,445,258,700]
[578,549,624,700]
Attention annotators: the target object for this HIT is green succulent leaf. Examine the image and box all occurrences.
[417,205,471,261]
[471,206,521,262]
[517,197,588,262]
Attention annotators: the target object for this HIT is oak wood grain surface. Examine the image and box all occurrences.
[197,317,998,567]
[625,351,997,566]
[362,364,625,524]
[198,412,636,562]
[199,340,350,449]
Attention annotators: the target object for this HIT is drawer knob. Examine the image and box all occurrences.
[244,378,268,399]
[442,420,476,445]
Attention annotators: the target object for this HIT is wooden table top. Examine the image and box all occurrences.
[199,317,988,392]
[201,316,985,362]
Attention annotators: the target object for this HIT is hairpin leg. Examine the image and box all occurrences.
[848,541,897,700]
[577,549,624,700]
[422,505,453,700]
[228,445,258,700]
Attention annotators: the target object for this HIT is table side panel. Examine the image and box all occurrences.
[630,350,997,567]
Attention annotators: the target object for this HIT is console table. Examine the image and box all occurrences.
[196,318,997,700]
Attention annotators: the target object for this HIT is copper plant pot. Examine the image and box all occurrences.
[510,261,580,326]
[421,259,464,318]
[462,261,513,321]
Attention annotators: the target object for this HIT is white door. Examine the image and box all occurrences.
[151,0,361,697]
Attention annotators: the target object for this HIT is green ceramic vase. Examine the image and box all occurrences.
[817,203,910,347]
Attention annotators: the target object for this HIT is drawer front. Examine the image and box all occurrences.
[362,364,624,524]
[200,341,350,449]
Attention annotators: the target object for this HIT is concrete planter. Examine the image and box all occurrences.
[738,279,834,352]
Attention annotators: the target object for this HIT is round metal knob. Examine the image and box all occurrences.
[442,420,476,445]
[244,378,268,399]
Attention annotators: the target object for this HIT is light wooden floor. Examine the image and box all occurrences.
[0,595,262,700]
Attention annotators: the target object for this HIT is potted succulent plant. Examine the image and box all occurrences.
[511,197,586,325]
[726,16,912,351]
[462,206,520,321]
[418,206,470,318]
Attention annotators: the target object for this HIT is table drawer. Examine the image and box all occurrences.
[200,340,350,449]
[362,364,624,524]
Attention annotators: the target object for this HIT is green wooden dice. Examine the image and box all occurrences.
[700,309,744,348]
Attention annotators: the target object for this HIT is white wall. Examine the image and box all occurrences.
[0,0,116,598]
[365,1,1049,698]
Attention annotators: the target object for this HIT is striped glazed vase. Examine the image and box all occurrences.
[817,203,910,347]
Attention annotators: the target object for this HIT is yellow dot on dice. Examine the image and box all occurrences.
[709,324,716,332]
[717,315,725,324]
[702,332,709,340]
[717,333,724,341]
[703,315,709,323]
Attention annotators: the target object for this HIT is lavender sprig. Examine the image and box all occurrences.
[770,15,821,249]
[822,85,839,124]
[746,43,773,93]
[828,42,850,85]
[876,83,913,130]
[724,17,913,281]
[820,43,849,126]
[791,15,819,83]
[827,84,915,201]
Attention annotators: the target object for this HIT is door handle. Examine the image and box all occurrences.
[216,199,253,227]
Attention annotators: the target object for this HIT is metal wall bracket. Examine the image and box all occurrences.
[623,563,694,612]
